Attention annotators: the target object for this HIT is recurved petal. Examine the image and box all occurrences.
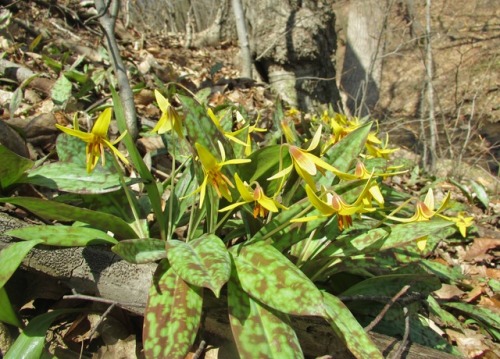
[92,108,112,138]
[234,173,253,202]
[56,124,94,142]
[290,146,316,175]
[305,185,335,216]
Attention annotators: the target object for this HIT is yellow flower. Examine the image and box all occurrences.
[55,108,128,173]
[151,90,183,138]
[387,189,450,250]
[207,108,248,146]
[194,142,250,207]
[365,133,399,159]
[268,125,357,188]
[220,173,285,218]
[292,180,375,231]
[438,212,474,238]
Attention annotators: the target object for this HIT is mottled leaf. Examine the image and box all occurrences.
[323,219,454,258]
[0,197,138,239]
[341,274,441,298]
[0,239,43,289]
[228,274,303,358]
[0,287,22,327]
[470,180,489,208]
[51,73,72,105]
[319,122,372,186]
[231,242,325,316]
[4,309,79,359]
[166,234,230,297]
[143,260,202,359]
[112,239,166,264]
[426,295,463,331]
[444,302,500,331]
[0,145,33,189]
[7,225,117,246]
[323,292,383,359]
[23,162,136,194]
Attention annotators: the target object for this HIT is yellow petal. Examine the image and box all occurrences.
[305,125,322,152]
[56,124,94,142]
[416,236,427,251]
[290,146,316,175]
[103,139,129,165]
[305,185,335,216]
[257,194,279,213]
[195,143,218,170]
[92,108,112,138]
[267,165,293,181]
[154,90,171,112]
[234,173,253,202]
[424,189,435,211]
[152,112,172,134]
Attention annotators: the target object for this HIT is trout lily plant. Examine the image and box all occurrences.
[0,87,479,358]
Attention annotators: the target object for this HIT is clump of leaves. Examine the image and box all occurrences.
[1,85,488,358]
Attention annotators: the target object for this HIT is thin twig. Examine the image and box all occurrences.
[390,307,410,359]
[63,293,142,307]
[364,285,411,332]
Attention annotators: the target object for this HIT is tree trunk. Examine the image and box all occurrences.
[341,0,386,117]
[245,0,341,111]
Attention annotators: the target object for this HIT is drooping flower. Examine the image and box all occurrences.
[194,142,251,207]
[220,173,285,218]
[292,180,375,231]
[268,125,357,188]
[55,108,128,173]
[438,212,474,238]
[151,90,183,138]
[207,108,248,146]
[386,189,451,250]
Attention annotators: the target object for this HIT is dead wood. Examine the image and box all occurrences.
[0,212,459,358]
[0,59,54,96]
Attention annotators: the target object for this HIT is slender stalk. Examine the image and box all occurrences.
[425,0,438,170]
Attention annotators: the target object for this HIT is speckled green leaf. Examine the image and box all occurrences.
[0,197,138,239]
[444,302,500,331]
[323,219,454,258]
[112,239,166,264]
[323,292,383,359]
[426,295,463,331]
[166,234,230,297]
[0,239,43,289]
[23,162,135,194]
[341,274,441,298]
[231,243,325,316]
[319,121,372,186]
[228,274,303,358]
[0,145,33,189]
[143,260,202,359]
[177,94,231,156]
[7,225,117,246]
[0,287,22,327]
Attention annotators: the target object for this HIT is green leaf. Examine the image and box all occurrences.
[426,295,463,331]
[237,145,291,194]
[0,239,43,289]
[5,309,80,359]
[112,239,166,264]
[444,302,500,334]
[51,74,73,105]
[323,219,454,258]
[322,292,383,359]
[143,260,202,359]
[319,121,372,186]
[178,94,230,157]
[470,180,489,208]
[63,69,89,84]
[23,162,137,194]
[9,86,23,121]
[0,145,33,189]
[231,242,325,316]
[0,287,22,327]
[166,234,230,297]
[0,197,138,239]
[7,225,118,246]
[341,274,441,298]
[228,275,303,358]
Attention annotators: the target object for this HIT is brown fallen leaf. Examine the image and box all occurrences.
[463,238,500,263]
[434,283,465,300]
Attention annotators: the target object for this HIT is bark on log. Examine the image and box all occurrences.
[0,212,459,358]
[0,59,54,96]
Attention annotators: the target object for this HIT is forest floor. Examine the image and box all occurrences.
[0,0,499,358]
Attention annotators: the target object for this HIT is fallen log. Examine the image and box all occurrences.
[0,212,459,358]
[0,59,54,96]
